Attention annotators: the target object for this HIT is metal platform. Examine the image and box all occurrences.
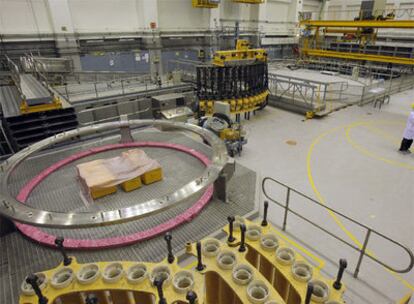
[0,130,257,303]
[19,74,53,106]
[0,86,20,117]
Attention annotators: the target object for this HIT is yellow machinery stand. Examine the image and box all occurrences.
[19,218,346,304]
[91,168,163,199]
[20,97,63,114]
[192,0,219,8]
[199,90,269,116]
[213,40,267,67]
[232,0,265,3]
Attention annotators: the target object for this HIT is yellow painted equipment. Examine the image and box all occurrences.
[90,168,162,199]
[90,186,117,200]
[300,20,414,28]
[199,91,269,116]
[19,218,347,304]
[20,96,63,114]
[121,176,142,192]
[192,0,219,8]
[219,128,241,141]
[232,0,264,3]
[213,39,267,67]
[141,167,163,185]
[299,19,414,65]
[302,49,414,66]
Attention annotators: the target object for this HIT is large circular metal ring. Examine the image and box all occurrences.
[0,120,228,228]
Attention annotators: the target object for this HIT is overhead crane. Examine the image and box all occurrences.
[300,20,414,28]
[299,19,414,66]
[192,0,263,8]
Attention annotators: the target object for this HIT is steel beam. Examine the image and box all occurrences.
[302,49,414,66]
[300,20,414,28]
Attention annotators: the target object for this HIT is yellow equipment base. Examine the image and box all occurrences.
[142,167,163,185]
[121,176,142,192]
[19,218,348,304]
[90,186,117,200]
[20,97,63,114]
[88,168,162,199]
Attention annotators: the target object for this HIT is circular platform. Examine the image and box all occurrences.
[14,141,213,249]
[0,120,228,228]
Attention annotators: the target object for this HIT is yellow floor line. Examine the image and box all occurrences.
[346,122,414,171]
[307,120,414,292]
[362,123,414,152]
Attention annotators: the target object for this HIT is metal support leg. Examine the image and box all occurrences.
[354,229,371,278]
[282,188,290,231]
[119,115,133,143]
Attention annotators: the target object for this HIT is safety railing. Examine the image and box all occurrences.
[268,73,349,113]
[54,75,157,102]
[262,176,414,278]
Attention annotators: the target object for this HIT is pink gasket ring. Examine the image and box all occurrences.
[14,142,213,249]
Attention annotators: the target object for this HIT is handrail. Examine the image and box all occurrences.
[262,176,414,278]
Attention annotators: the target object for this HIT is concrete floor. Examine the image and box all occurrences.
[237,88,414,303]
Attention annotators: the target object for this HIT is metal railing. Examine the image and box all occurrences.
[262,176,414,278]
[54,75,156,102]
[268,73,349,113]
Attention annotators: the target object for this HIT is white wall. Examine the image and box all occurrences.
[260,0,294,35]
[68,0,142,33]
[0,0,301,37]
[158,0,210,31]
[0,0,53,34]
[0,0,300,34]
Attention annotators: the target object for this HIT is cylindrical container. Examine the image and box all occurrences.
[247,280,270,304]
[275,247,296,266]
[127,264,147,285]
[233,215,245,232]
[202,238,221,257]
[173,270,195,294]
[150,265,172,287]
[291,261,313,283]
[309,280,330,303]
[260,234,279,251]
[21,273,47,296]
[217,250,237,270]
[232,264,254,285]
[76,264,100,285]
[246,225,262,241]
[103,262,124,283]
[51,267,74,289]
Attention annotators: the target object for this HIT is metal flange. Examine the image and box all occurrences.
[0,119,228,228]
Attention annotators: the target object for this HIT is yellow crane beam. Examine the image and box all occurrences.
[300,20,414,28]
[302,48,414,65]
[324,29,359,34]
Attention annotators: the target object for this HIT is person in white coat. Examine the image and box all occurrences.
[399,103,414,154]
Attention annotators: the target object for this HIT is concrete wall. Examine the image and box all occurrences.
[0,0,302,37]
[68,0,143,33]
[0,0,53,35]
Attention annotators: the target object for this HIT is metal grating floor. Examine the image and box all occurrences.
[0,130,257,303]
